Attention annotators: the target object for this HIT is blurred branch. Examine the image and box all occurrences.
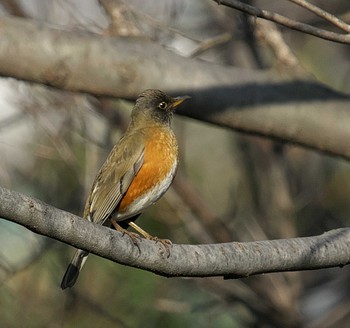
[1,0,27,17]
[172,173,232,243]
[0,186,349,279]
[1,16,350,161]
[254,20,300,68]
[213,0,350,44]
[189,32,232,57]
[99,0,142,37]
[74,290,129,328]
[100,0,202,42]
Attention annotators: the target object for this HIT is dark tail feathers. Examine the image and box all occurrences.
[61,249,89,289]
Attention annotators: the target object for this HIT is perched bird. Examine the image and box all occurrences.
[61,89,189,289]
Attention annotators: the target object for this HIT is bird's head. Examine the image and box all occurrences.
[132,89,190,126]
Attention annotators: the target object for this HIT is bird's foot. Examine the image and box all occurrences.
[111,219,142,250]
[151,237,172,258]
[128,221,172,258]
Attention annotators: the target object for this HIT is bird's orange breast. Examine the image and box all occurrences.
[116,127,178,217]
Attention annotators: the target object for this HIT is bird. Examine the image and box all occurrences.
[61,89,190,289]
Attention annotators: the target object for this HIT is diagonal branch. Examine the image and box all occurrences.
[0,186,349,279]
[288,0,350,33]
[213,0,350,44]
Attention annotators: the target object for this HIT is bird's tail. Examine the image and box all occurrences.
[61,249,89,289]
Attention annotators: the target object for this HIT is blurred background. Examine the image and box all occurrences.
[0,0,350,327]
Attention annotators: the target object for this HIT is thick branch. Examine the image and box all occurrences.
[1,16,350,160]
[0,186,349,278]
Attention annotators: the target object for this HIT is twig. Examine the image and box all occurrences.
[189,33,232,57]
[214,0,350,44]
[288,0,350,33]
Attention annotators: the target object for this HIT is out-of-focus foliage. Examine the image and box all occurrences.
[0,1,350,327]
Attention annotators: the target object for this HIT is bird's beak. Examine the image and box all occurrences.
[172,95,191,108]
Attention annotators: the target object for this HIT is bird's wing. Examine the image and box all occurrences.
[84,133,145,225]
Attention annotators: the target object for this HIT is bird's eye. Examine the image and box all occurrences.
[158,102,167,109]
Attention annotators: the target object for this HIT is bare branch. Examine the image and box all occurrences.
[213,0,350,44]
[288,0,350,33]
[1,16,350,161]
[0,186,349,279]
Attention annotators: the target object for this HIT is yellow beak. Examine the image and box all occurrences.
[172,95,191,108]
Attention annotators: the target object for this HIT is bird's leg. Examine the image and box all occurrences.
[128,221,172,258]
[111,218,141,247]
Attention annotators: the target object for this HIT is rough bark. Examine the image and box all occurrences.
[1,186,349,278]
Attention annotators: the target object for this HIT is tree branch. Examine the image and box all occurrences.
[288,0,350,33]
[0,186,349,279]
[213,0,350,44]
[1,15,350,161]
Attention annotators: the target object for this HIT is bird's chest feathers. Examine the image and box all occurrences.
[116,129,178,218]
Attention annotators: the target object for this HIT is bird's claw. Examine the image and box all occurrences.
[152,237,172,258]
